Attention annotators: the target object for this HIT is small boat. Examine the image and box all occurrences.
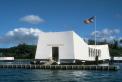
[0,57,14,62]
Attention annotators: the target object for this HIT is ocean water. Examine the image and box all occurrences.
[0,63,121,82]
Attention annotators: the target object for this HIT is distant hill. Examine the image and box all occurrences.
[0,40,122,59]
[0,43,36,59]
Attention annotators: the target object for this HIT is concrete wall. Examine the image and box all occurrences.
[73,32,89,60]
[35,31,110,63]
[35,31,75,61]
[72,32,110,61]
[88,45,110,61]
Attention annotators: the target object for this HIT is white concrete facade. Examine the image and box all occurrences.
[35,31,110,63]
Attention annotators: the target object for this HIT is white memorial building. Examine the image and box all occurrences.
[35,31,110,64]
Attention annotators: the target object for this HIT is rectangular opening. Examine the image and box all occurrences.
[52,47,59,62]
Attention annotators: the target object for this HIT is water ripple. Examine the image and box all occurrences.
[0,64,121,82]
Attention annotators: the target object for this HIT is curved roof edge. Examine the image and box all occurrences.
[41,30,75,34]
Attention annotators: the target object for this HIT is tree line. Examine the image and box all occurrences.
[0,43,36,59]
[0,40,122,59]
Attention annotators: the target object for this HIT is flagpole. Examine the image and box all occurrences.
[94,16,96,45]
[94,16,98,65]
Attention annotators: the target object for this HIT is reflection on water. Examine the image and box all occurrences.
[0,62,121,82]
[0,68,121,82]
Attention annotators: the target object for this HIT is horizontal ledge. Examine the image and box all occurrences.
[0,64,120,71]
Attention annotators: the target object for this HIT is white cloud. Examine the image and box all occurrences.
[20,15,45,24]
[91,28,120,41]
[0,28,43,46]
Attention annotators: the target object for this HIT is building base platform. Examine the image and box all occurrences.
[0,64,120,71]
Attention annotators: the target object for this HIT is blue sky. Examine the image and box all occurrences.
[0,0,122,48]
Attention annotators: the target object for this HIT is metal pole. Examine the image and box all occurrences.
[94,16,98,65]
[94,16,96,45]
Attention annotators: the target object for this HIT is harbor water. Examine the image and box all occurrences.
[0,61,121,82]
